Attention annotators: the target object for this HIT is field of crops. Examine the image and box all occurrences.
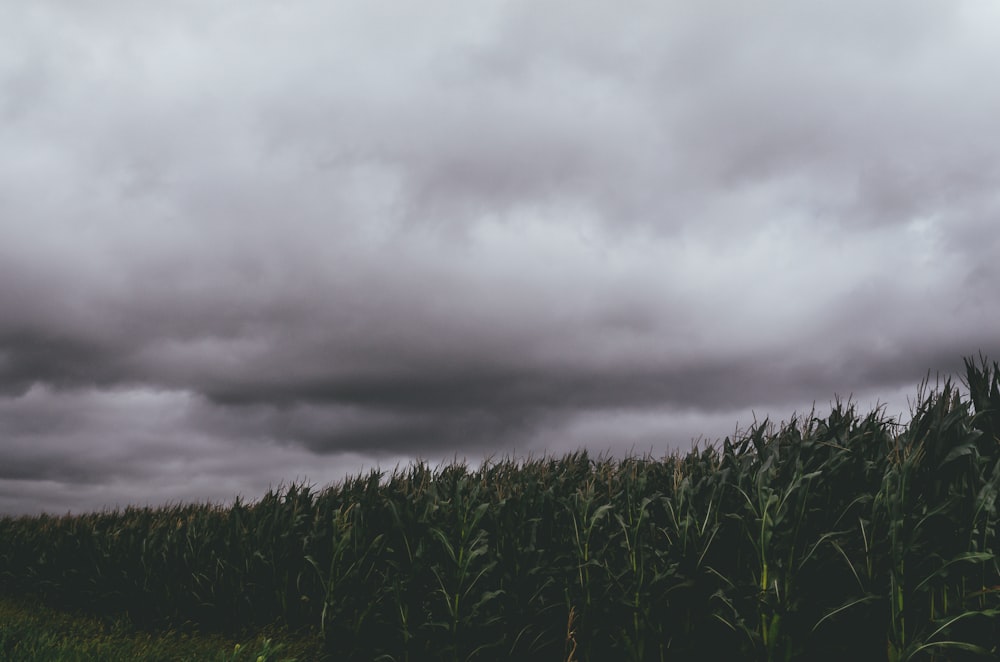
[2,357,999,661]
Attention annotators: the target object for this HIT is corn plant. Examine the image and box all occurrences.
[1,355,999,661]
[564,466,613,659]
[426,465,503,661]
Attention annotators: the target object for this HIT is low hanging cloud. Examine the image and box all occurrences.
[2,0,1000,514]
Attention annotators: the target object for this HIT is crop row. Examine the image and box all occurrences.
[2,357,1000,661]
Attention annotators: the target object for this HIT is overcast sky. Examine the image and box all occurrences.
[2,1,999,515]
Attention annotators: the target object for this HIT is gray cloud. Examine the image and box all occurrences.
[3,0,1000,513]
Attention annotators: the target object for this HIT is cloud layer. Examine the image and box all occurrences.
[3,0,1000,514]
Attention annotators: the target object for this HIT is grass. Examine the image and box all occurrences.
[0,594,323,661]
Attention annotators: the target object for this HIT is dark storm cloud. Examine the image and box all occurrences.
[3,0,1000,513]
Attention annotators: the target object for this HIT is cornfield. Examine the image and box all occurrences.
[2,356,999,661]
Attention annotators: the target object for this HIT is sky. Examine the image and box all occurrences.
[2,1,1000,515]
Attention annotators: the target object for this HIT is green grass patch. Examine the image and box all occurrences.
[0,595,322,661]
